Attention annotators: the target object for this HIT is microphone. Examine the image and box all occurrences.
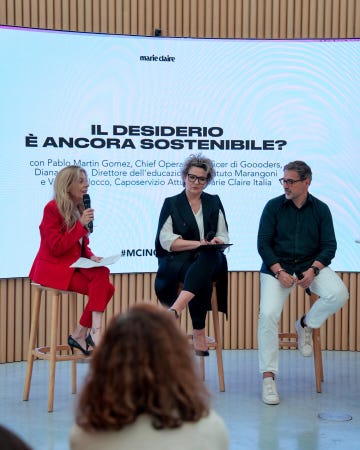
[205,231,216,241]
[296,272,311,296]
[83,194,93,233]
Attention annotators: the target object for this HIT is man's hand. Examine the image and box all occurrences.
[277,270,297,288]
[296,269,314,290]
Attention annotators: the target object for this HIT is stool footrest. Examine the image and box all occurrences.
[278,332,298,348]
[33,345,87,361]
[187,334,220,349]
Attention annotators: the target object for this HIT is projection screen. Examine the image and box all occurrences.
[1,26,359,277]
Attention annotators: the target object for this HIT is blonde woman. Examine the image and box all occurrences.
[29,165,114,355]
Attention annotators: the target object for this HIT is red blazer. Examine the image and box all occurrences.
[29,200,93,290]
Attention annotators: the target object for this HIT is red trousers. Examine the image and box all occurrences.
[68,266,114,328]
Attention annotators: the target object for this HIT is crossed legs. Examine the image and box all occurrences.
[258,268,348,404]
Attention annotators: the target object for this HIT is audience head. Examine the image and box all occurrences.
[181,153,215,187]
[0,424,32,450]
[75,303,210,431]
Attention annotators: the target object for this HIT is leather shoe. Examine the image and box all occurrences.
[85,333,96,350]
[68,335,90,356]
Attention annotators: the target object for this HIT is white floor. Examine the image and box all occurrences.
[1,350,359,450]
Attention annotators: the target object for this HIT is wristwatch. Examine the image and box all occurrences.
[274,269,286,279]
[311,266,320,276]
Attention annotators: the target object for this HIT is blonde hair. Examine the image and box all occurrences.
[53,165,88,229]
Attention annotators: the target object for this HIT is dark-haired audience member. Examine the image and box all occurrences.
[0,424,33,450]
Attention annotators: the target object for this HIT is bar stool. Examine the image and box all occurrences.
[23,283,88,412]
[179,282,225,392]
[278,292,324,393]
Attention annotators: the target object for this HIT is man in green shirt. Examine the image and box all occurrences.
[257,160,348,405]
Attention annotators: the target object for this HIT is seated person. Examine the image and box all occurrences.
[29,165,114,354]
[154,154,230,356]
[257,160,348,405]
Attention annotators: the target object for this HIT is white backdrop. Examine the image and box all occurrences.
[1,27,359,277]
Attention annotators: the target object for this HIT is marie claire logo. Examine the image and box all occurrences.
[121,248,156,257]
[139,54,176,62]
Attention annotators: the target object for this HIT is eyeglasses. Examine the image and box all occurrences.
[187,173,208,184]
[279,178,303,186]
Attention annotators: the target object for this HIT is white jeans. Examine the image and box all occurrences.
[258,267,348,374]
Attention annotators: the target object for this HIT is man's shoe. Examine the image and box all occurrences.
[295,319,313,356]
[262,377,280,405]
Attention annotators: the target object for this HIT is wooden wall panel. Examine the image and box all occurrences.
[0,0,359,362]
[2,0,358,38]
[1,271,357,363]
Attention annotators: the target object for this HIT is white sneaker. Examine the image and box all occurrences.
[295,319,313,356]
[262,377,280,405]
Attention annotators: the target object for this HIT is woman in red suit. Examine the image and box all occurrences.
[29,165,114,355]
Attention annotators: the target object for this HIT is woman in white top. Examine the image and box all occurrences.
[154,153,230,356]
[69,303,229,450]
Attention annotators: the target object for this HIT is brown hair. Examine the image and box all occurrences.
[283,160,312,182]
[75,303,210,431]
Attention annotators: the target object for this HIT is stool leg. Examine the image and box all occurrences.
[71,361,77,394]
[23,288,42,401]
[319,344,324,381]
[211,290,225,392]
[48,292,60,412]
[70,293,77,394]
[199,356,205,380]
[310,293,323,393]
[313,327,323,393]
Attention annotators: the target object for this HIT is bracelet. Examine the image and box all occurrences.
[274,269,286,279]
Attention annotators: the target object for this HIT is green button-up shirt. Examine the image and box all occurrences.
[257,193,337,276]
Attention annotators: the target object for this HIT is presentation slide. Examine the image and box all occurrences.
[1,26,359,278]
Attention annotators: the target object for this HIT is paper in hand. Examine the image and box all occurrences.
[70,254,120,268]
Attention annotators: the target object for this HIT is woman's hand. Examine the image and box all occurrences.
[210,236,224,244]
[80,208,94,227]
[201,236,223,245]
[90,255,103,263]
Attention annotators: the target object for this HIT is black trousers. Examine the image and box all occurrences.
[178,250,224,329]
